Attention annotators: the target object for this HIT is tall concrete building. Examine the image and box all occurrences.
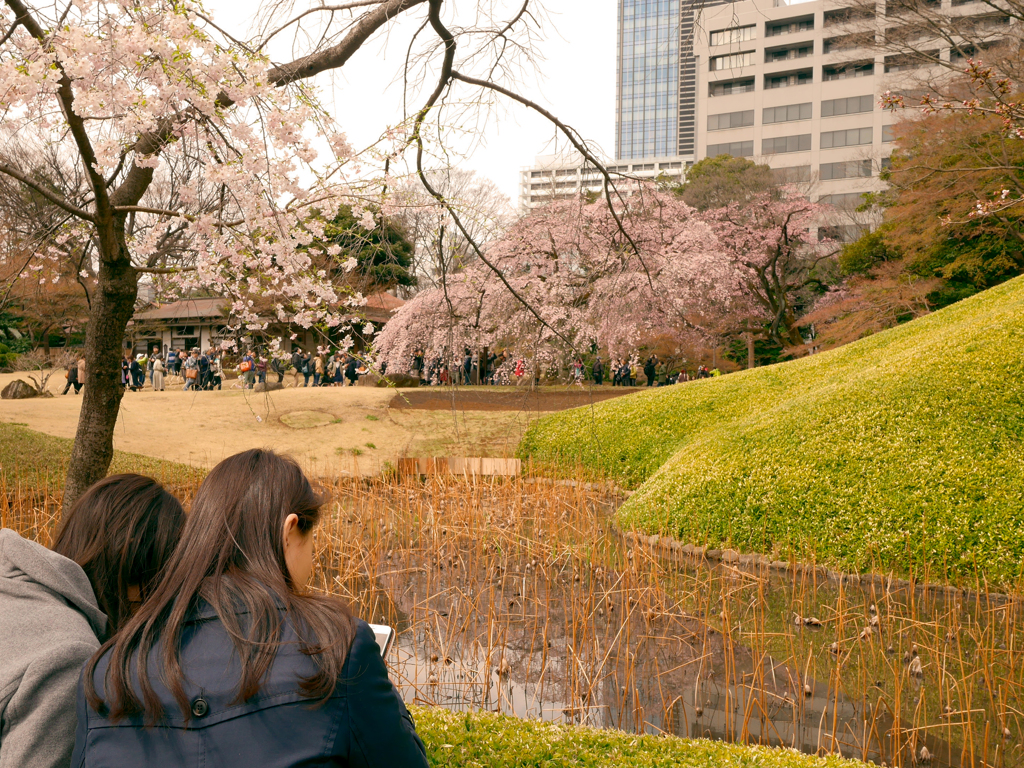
[615,0,697,160]
[691,0,1016,237]
[521,0,1011,218]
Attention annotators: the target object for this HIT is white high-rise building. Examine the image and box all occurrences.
[519,152,688,212]
[693,0,1016,238]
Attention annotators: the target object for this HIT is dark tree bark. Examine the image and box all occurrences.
[63,238,137,508]
[32,0,428,511]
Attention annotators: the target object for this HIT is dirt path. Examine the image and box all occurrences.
[389,386,640,411]
[0,372,552,474]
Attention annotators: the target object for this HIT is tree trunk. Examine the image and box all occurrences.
[746,332,756,369]
[61,238,137,511]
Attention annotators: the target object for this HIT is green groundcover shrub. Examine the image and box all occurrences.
[518,276,1024,587]
[413,706,868,768]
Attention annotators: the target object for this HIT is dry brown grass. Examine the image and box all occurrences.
[4,467,1022,768]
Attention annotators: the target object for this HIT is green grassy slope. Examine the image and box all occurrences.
[413,706,868,768]
[519,277,1024,586]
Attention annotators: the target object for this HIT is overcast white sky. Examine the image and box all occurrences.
[208,0,617,206]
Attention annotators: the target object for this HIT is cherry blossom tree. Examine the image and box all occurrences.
[705,194,835,348]
[0,0,635,509]
[375,188,837,372]
[375,188,739,373]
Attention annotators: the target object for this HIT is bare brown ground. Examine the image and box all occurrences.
[0,372,552,475]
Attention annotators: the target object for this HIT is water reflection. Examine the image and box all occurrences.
[321,478,1022,768]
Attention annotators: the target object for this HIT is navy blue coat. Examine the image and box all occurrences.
[71,602,427,768]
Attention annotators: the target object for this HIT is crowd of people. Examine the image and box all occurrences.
[0,449,429,768]
[110,347,372,393]
[407,348,721,388]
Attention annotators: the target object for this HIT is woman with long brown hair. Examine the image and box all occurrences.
[0,474,184,768]
[73,449,427,768]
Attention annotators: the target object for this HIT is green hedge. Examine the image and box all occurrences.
[413,706,868,768]
[518,277,1024,587]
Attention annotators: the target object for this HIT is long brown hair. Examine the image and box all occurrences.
[52,474,185,634]
[86,449,354,723]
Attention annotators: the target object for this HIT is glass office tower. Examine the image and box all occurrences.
[615,0,696,161]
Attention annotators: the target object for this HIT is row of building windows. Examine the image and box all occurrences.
[767,164,881,184]
[711,16,816,46]
[707,125,893,157]
[529,161,685,180]
[708,97,874,132]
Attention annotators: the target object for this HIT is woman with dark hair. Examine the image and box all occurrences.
[74,449,428,768]
[0,475,184,768]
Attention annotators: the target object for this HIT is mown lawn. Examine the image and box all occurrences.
[0,420,204,491]
[414,707,868,767]
[519,276,1024,588]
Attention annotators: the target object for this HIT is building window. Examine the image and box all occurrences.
[818,192,867,209]
[766,69,812,89]
[659,161,683,169]
[821,127,873,148]
[884,52,938,73]
[709,77,756,96]
[530,171,544,178]
[823,35,859,54]
[821,94,873,117]
[771,165,811,183]
[765,43,814,63]
[882,125,895,143]
[762,134,812,154]
[823,61,874,80]
[881,156,892,171]
[763,102,812,124]
[708,110,755,131]
[710,51,755,71]
[820,159,873,180]
[710,25,755,46]
[824,7,874,26]
[632,163,655,171]
[766,17,813,37]
[707,140,754,158]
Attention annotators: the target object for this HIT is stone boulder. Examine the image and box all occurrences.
[377,373,419,388]
[356,371,382,387]
[1,380,39,400]
[253,381,284,393]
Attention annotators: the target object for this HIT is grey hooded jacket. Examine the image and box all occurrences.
[0,529,106,768]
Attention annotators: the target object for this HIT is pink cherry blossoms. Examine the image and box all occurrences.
[0,0,371,345]
[374,186,831,372]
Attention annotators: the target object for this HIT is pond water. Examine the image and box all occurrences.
[320,477,1023,768]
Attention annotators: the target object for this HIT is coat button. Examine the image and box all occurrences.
[191,697,210,718]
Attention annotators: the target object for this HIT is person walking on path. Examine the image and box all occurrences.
[62,360,81,395]
[183,350,200,391]
[644,356,657,387]
[198,350,211,390]
[592,357,604,386]
[76,356,86,391]
[239,350,256,389]
[208,352,223,390]
[313,353,325,387]
[345,355,359,387]
[290,349,303,387]
[152,356,165,391]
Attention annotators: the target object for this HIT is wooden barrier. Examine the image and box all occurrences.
[397,457,521,477]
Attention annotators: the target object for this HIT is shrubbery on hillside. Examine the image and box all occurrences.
[413,706,868,768]
[519,277,1024,586]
